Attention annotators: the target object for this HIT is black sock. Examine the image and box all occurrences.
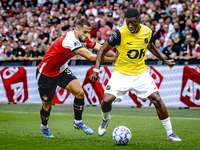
[73,97,84,120]
[40,107,50,125]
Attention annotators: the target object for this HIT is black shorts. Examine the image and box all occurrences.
[36,68,77,102]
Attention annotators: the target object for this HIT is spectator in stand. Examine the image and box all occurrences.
[118,17,125,28]
[8,27,19,40]
[162,38,180,59]
[28,45,43,61]
[151,18,160,32]
[105,30,113,41]
[164,16,175,33]
[181,37,200,60]
[49,27,61,44]
[18,39,28,52]
[163,0,172,14]
[171,0,183,15]
[85,1,98,17]
[171,10,179,25]
[179,34,192,60]
[99,19,112,41]
[94,31,105,45]
[0,39,6,60]
[192,14,200,41]
[155,39,164,53]
[3,45,13,61]
[89,19,99,39]
[40,24,50,45]
[181,2,188,15]
[160,24,172,48]
[12,41,26,61]
[25,44,32,58]
[37,36,47,57]
[184,9,193,21]
[154,18,165,41]
[181,19,199,42]
[170,22,183,50]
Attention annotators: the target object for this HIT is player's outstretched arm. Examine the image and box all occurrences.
[147,42,175,68]
[92,42,116,57]
[74,46,117,63]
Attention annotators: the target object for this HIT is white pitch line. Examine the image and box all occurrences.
[0,110,200,120]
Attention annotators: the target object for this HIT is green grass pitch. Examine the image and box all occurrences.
[0,103,200,150]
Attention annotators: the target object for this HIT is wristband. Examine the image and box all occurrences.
[93,68,100,73]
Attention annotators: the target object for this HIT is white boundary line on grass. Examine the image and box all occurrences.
[0,110,200,120]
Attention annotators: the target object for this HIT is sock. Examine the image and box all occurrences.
[101,110,110,121]
[40,107,50,126]
[74,119,83,124]
[73,97,84,120]
[41,124,48,129]
[161,117,173,136]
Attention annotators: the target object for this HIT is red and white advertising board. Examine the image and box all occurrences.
[0,66,200,107]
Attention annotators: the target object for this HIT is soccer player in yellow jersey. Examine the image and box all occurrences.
[89,8,182,141]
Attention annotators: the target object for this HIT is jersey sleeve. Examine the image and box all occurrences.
[107,29,121,47]
[86,37,96,48]
[62,33,83,51]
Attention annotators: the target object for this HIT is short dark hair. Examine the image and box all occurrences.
[125,8,140,19]
[75,19,91,28]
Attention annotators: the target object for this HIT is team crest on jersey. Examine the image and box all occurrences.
[106,85,111,90]
[42,94,48,101]
[108,35,113,42]
[144,38,148,44]
[74,41,81,47]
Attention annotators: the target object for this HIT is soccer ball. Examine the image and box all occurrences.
[112,126,131,145]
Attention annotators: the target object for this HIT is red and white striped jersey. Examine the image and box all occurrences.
[37,30,95,77]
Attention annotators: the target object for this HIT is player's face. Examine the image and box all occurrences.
[77,25,91,42]
[125,17,140,33]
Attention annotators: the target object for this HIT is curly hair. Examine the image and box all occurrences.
[124,8,140,19]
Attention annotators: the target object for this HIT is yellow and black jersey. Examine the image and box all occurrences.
[107,24,152,75]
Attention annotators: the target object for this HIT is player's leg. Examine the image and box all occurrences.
[98,72,128,136]
[98,93,116,136]
[40,101,54,137]
[36,70,57,137]
[148,92,181,141]
[65,78,93,135]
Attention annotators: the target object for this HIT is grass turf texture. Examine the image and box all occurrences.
[0,103,200,150]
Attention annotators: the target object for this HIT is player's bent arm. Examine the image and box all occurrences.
[147,42,175,68]
[92,42,116,57]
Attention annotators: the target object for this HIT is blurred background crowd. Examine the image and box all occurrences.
[0,0,200,62]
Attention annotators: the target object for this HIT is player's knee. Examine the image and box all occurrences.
[152,96,162,108]
[102,99,112,105]
[43,104,52,112]
[75,89,84,99]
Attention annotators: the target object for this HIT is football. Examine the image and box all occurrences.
[112,126,132,145]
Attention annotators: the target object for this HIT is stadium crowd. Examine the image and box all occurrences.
[0,0,200,61]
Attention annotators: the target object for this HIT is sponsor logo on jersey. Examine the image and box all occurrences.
[108,35,114,42]
[144,38,148,44]
[74,41,81,47]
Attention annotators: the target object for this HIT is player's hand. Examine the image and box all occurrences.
[166,59,175,68]
[113,50,119,61]
[89,72,99,84]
